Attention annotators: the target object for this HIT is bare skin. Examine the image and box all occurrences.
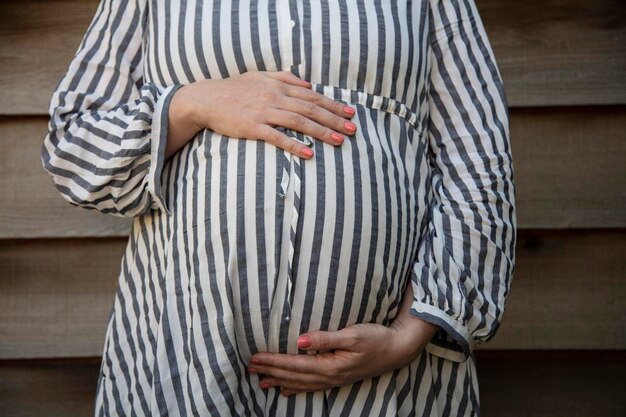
[248,284,439,396]
[165,70,439,395]
[165,70,358,160]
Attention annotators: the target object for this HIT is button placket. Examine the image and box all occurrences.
[278,130,307,323]
[270,1,306,336]
[277,0,295,70]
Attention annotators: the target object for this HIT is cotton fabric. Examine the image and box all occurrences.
[41,0,517,415]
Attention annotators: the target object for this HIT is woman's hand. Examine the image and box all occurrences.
[247,284,439,396]
[165,71,357,160]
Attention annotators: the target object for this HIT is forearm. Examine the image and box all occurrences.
[165,84,203,160]
[389,282,440,363]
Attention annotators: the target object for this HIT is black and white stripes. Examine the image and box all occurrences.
[41,0,516,415]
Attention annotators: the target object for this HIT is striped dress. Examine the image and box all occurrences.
[41,0,517,415]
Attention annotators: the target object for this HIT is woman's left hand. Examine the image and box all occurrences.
[247,285,439,396]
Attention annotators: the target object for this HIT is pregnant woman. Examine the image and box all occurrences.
[41,0,517,415]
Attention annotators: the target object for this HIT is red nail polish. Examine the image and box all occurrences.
[297,335,311,349]
[331,132,344,144]
[250,358,261,365]
[344,121,357,132]
[261,383,270,390]
[343,106,355,116]
[302,147,314,158]
[247,367,257,373]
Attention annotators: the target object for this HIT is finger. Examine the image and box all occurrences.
[278,96,356,140]
[256,124,314,159]
[297,327,360,352]
[265,107,345,146]
[281,388,309,397]
[259,376,329,392]
[283,85,357,121]
[265,70,312,88]
[250,351,327,374]
[252,364,332,387]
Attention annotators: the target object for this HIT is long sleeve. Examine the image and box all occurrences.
[409,0,517,363]
[41,0,182,218]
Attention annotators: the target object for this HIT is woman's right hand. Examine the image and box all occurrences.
[165,70,357,160]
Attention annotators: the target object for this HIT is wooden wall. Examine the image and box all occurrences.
[1,0,625,415]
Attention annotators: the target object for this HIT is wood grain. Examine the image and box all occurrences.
[1,0,625,115]
[1,352,624,416]
[1,230,624,359]
[475,350,626,417]
[0,357,101,417]
[0,117,133,238]
[0,237,126,359]
[510,106,626,228]
[2,106,624,239]
[483,229,626,350]
[477,0,626,106]
[0,0,100,115]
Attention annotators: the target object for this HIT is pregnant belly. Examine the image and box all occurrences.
[162,97,428,356]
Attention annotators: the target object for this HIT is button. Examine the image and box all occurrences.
[289,19,295,28]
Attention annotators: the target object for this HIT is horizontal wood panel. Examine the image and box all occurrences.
[0,357,100,417]
[478,0,626,106]
[2,106,624,239]
[510,106,626,228]
[475,350,626,417]
[0,117,133,238]
[1,0,625,115]
[1,351,624,416]
[1,229,624,359]
[0,238,126,359]
[0,0,99,116]
[484,229,626,349]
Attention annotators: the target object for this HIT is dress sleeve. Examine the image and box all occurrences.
[40,0,182,218]
[409,0,517,363]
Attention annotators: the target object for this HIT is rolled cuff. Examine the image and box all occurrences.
[409,288,476,363]
[147,84,183,216]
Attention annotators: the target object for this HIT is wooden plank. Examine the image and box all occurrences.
[0,357,100,417]
[510,106,626,228]
[475,350,626,417]
[0,117,133,238]
[0,238,126,359]
[0,352,624,416]
[1,0,625,115]
[477,0,626,106]
[0,0,100,115]
[0,230,624,359]
[481,229,626,350]
[1,106,624,239]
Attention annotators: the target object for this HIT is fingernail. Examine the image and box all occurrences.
[297,335,311,349]
[344,121,357,132]
[331,132,344,144]
[282,390,292,397]
[343,106,355,116]
[302,147,314,158]
[250,358,261,365]
[247,367,257,373]
[261,383,270,390]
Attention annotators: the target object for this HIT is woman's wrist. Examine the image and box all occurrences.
[387,283,439,364]
[388,314,439,365]
[165,83,204,160]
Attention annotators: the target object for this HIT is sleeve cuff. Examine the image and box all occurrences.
[409,289,476,362]
[147,84,184,216]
